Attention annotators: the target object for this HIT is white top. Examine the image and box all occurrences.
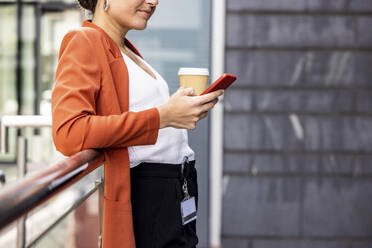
[121,50,195,168]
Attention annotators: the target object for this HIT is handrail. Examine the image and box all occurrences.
[0,148,104,231]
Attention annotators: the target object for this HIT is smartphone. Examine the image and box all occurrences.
[200,73,237,95]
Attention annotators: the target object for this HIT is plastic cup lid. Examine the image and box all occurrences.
[178,67,209,76]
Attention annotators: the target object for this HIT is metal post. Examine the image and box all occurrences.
[210,0,226,247]
[0,122,9,154]
[16,0,23,116]
[95,170,104,248]
[0,170,5,186]
[33,2,42,135]
[16,130,27,248]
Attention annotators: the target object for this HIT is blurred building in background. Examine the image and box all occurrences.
[0,0,372,248]
[0,0,81,165]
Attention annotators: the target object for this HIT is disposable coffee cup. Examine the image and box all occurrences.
[178,68,209,95]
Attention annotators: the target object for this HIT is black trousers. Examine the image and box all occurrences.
[130,161,199,248]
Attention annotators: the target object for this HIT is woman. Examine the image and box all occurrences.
[51,0,223,247]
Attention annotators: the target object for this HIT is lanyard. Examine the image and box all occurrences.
[181,156,190,200]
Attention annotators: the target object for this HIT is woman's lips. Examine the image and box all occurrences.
[138,10,151,18]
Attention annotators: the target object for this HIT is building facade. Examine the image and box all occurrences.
[222,1,372,247]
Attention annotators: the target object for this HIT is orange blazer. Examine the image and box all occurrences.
[52,20,160,248]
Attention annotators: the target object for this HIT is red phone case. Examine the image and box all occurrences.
[200,73,237,95]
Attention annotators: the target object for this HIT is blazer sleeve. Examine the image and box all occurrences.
[52,30,160,156]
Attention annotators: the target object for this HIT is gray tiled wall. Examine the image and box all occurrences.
[223,0,372,247]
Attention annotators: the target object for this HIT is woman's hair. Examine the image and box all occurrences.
[77,0,98,13]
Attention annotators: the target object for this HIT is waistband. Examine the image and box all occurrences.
[130,160,196,179]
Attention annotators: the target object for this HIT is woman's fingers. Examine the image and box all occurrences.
[197,89,224,104]
[160,87,223,130]
[200,98,218,112]
[199,111,208,120]
[178,87,197,96]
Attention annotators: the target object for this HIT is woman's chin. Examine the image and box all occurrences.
[135,21,148,30]
[134,25,147,30]
[117,19,148,31]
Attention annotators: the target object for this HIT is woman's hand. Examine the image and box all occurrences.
[157,87,224,130]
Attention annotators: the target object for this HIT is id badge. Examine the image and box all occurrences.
[181,196,197,225]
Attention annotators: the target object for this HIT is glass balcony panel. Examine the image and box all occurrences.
[0,166,102,248]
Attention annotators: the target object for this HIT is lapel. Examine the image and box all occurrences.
[81,20,143,112]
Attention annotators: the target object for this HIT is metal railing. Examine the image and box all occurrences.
[0,115,105,247]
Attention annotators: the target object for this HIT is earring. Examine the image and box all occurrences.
[103,0,109,11]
